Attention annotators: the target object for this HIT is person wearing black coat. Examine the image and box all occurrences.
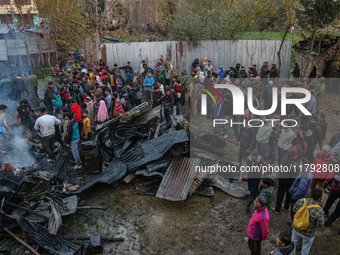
[126,84,136,107]
[238,125,256,163]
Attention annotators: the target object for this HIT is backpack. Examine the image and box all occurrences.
[293,198,320,230]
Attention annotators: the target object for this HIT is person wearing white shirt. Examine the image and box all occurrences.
[34,107,61,161]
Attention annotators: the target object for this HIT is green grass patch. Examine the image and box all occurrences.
[234,32,304,44]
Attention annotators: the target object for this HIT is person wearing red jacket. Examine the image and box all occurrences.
[59,87,69,107]
[310,145,334,195]
[69,98,83,134]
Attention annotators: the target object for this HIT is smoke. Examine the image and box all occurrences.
[1,126,36,168]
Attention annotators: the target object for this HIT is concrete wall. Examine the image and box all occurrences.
[104,40,292,77]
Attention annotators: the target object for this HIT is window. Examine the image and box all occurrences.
[13,0,32,5]
[0,0,11,5]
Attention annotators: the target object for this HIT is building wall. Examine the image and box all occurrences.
[0,0,37,26]
[0,0,37,15]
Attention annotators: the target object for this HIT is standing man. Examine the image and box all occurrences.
[119,61,134,84]
[238,124,256,164]
[44,81,58,115]
[144,71,155,106]
[272,150,298,214]
[180,70,188,106]
[260,62,270,84]
[247,196,270,255]
[28,71,39,105]
[310,145,334,195]
[256,118,272,161]
[34,107,61,161]
[291,189,324,255]
[162,88,173,124]
[65,112,82,169]
[239,149,265,212]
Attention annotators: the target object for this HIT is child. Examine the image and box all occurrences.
[253,176,275,211]
[81,110,91,140]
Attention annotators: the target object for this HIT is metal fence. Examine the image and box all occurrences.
[104,40,292,77]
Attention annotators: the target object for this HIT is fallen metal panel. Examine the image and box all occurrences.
[203,173,250,198]
[156,157,201,201]
[189,168,206,195]
[18,217,80,255]
[119,129,189,172]
[69,160,127,194]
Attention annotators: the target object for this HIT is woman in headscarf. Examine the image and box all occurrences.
[95,100,109,124]
[192,59,200,72]
[155,58,164,70]
[218,66,225,79]
[198,68,205,83]
[201,58,208,70]
[113,100,125,115]
[85,96,95,125]
[165,58,173,86]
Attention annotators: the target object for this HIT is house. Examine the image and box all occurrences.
[0,0,38,27]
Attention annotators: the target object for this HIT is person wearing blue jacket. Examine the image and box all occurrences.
[65,112,81,169]
[143,71,155,106]
[289,159,313,221]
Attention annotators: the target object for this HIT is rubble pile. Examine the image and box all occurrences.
[0,103,249,254]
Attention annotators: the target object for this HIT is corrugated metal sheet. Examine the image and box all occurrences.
[0,39,55,60]
[0,40,7,61]
[189,169,206,195]
[0,24,14,35]
[104,40,292,77]
[156,157,201,201]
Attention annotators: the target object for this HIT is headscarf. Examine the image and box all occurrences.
[165,58,172,71]
[199,71,205,83]
[86,99,94,124]
[192,59,199,70]
[113,101,125,115]
[218,67,225,79]
[96,100,109,123]
[202,57,208,66]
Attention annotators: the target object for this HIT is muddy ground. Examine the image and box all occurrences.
[59,90,340,255]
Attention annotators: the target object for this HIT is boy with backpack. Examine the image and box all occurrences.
[289,159,313,221]
[291,189,324,255]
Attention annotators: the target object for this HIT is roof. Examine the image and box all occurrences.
[0,24,15,35]
[24,27,44,34]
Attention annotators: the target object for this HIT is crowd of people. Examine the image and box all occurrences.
[0,54,339,255]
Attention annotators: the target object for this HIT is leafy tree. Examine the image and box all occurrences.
[170,0,237,41]
[35,0,92,63]
[295,0,340,77]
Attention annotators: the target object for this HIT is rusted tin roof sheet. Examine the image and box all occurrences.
[189,168,206,195]
[156,157,201,201]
